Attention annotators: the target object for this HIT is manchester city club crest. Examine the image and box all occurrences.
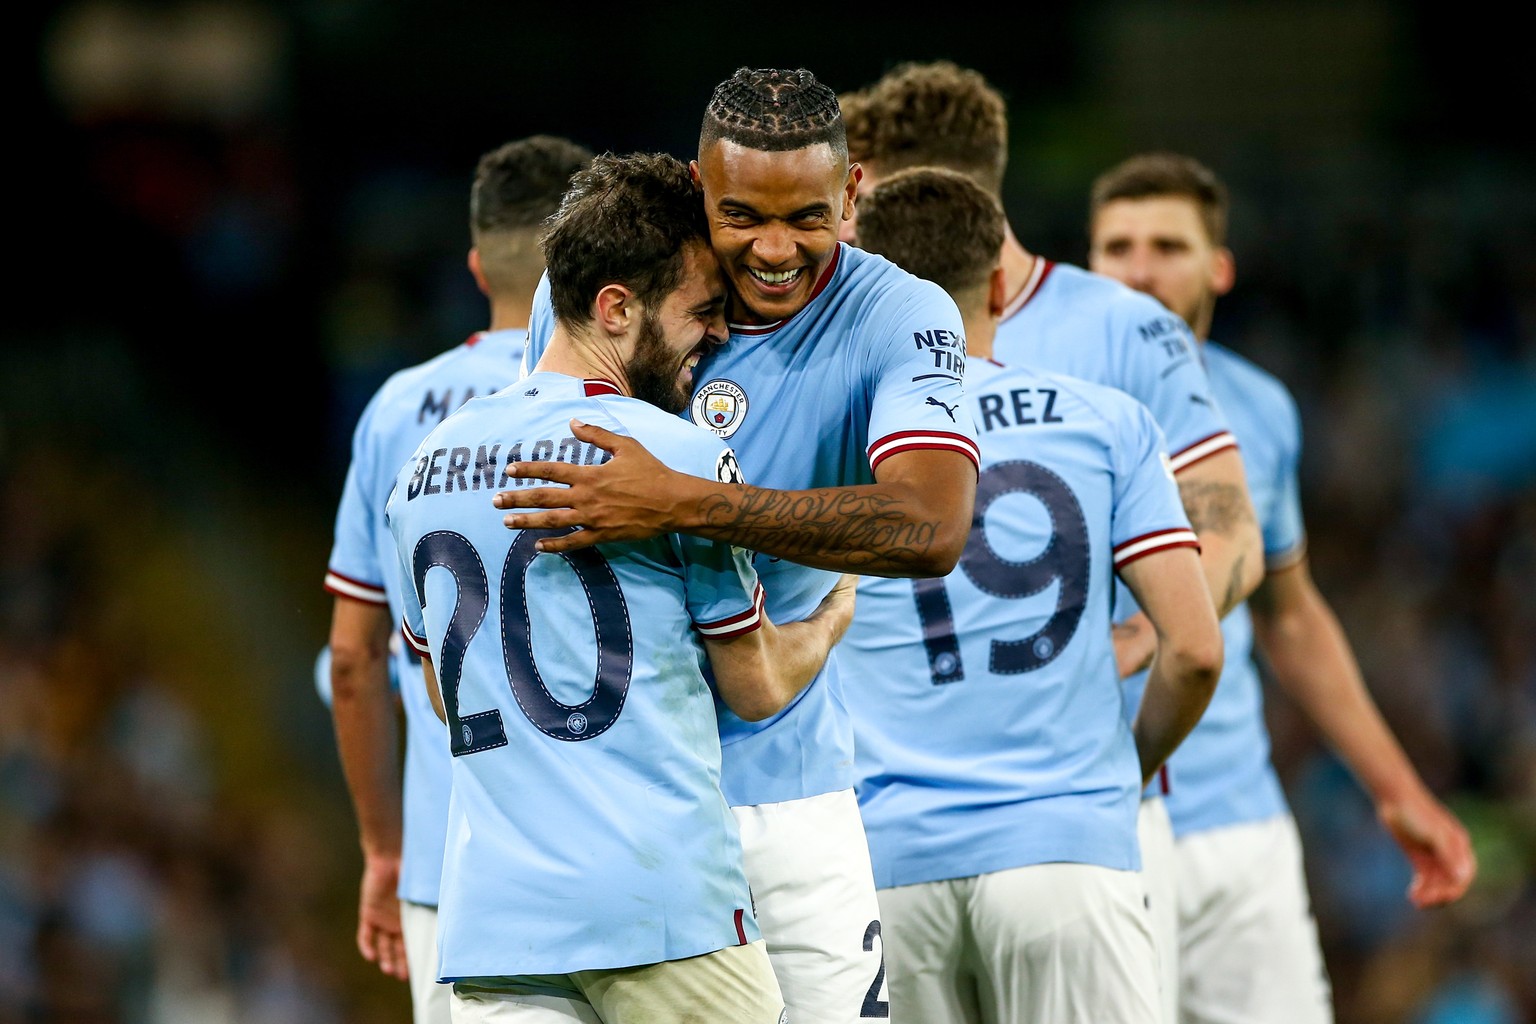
[691,379,749,438]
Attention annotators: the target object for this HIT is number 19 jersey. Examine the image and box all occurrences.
[841,359,1198,890]
[386,372,763,980]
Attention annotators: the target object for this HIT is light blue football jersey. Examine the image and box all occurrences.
[324,328,526,906]
[523,244,981,807]
[994,260,1236,468]
[841,358,1199,889]
[387,371,763,979]
[1121,340,1306,836]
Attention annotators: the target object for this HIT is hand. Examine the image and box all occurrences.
[357,853,408,980]
[492,420,684,554]
[1112,612,1157,678]
[812,573,860,645]
[1378,790,1477,908]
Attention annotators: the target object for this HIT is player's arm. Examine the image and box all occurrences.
[1112,448,1262,676]
[704,573,859,721]
[494,421,976,578]
[419,655,446,724]
[326,595,409,981]
[1116,546,1223,784]
[1248,556,1476,907]
[1177,448,1264,616]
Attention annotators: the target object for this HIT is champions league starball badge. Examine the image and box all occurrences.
[691,379,749,438]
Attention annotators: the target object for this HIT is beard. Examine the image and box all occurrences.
[626,310,691,414]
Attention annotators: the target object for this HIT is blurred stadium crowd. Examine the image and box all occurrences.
[5,2,1533,1021]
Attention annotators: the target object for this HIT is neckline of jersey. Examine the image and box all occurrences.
[999,257,1055,322]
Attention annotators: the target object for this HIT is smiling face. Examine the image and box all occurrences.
[1089,194,1233,341]
[626,238,728,412]
[693,139,857,323]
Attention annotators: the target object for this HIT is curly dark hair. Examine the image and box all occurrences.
[841,60,1007,196]
[540,151,709,329]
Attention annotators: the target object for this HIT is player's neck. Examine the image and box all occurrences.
[963,312,997,362]
[535,330,632,396]
[487,294,534,333]
[999,224,1039,309]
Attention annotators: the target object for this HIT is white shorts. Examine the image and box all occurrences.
[1175,814,1333,1024]
[732,788,887,1023]
[448,940,786,1023]
[402,900,453,1024]
[1137,796,1179,1024]
[876,862,1160,1024]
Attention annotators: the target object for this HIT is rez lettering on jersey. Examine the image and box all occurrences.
[912,328,967,375]
[406,436,611,500]
[974,388,1064,432]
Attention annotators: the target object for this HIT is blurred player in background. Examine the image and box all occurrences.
[838,60,1263,1019]
[843,165,1223,1023]
[503,67,981,1022]
[1087,150,1477,1024]
[320,134,592,1022]
[388,149,856,1024]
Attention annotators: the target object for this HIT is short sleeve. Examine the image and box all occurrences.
[1109,399,1201,573]
[385,482,432,660]
[1263,387,1307,570]
[679,441,765,638]
[324,388,391,604]
[864,281,981,474]
[1109,294,1238,473]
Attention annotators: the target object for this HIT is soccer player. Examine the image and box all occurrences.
[501,67,981,1022]
[321,134,592,1022]
[843,165,1224,1024]
[838,62,1263,1018]
[1087,151,1477,1024]
[388,150,858,1023]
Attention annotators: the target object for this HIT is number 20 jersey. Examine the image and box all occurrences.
[841,359,1198,890]
[386,373,763,979]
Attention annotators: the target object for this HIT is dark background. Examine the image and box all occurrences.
[5,2,1534,1021]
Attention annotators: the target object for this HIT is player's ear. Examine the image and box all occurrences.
[1211,246,1235,298]
[593,283,634,338]
[468,248,491,297]
[987,265,1007,318]
[689,159,702,190]
[841,163,862,221]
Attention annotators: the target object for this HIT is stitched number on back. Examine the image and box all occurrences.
[411,527,633,751]
[502,528,632,741]
[412,531,504,755]
[912,577,965,683]
[910,460,1090,682]
[861,919,890,1018]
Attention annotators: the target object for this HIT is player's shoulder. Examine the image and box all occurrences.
[1204,341,1295,410]
[1045,261,1187,334]
[836,243,956,314]
[593,396,727,470]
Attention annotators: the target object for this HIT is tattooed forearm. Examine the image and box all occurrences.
[1178,479,1255,536]
[694,485,945,575]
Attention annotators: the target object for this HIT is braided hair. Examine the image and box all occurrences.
[700,67,847,160]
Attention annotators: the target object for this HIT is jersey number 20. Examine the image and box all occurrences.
[411,528,632,753]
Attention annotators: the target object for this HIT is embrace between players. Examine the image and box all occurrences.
[323,63,1475,1024]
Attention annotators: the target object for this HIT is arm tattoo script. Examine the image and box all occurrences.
[694,485,943,572]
